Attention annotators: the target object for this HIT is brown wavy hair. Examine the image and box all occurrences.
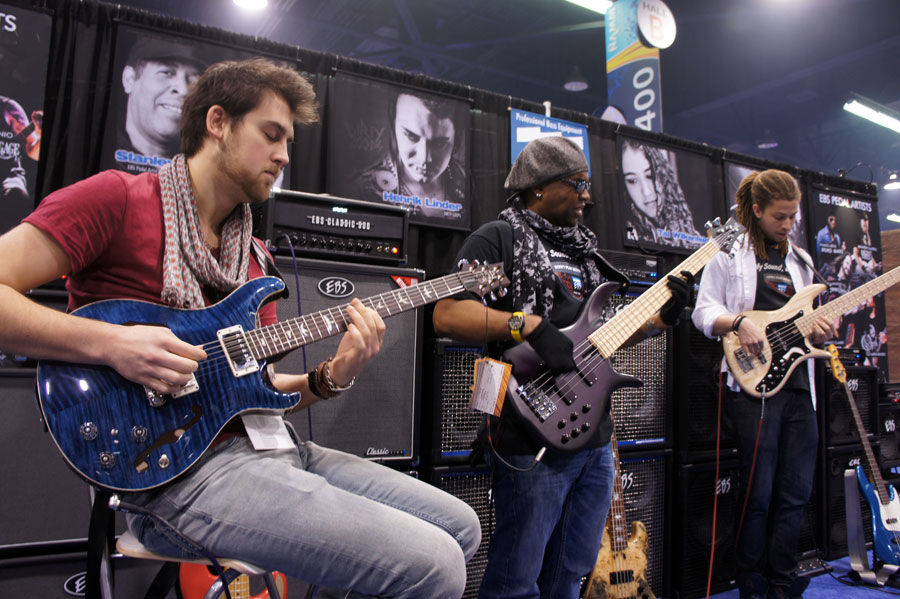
[181,58,318,157]
[734,168,801,259]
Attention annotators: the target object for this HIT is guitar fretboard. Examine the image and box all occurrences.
[607,427,630,553]
[797,265,900,335]
[243,269,492,360]
[589,232,728,357]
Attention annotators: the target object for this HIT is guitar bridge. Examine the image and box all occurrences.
[734,348,754,373]
[218,325,259,378]
[517,385,557,421]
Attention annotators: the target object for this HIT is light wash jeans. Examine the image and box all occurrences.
[125,436,481,599]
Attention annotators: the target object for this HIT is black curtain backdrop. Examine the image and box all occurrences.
[18,0,877,282]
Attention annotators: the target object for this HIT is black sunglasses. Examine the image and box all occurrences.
[560,178,592,194]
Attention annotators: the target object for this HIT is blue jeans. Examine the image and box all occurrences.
[478,442,615,599]
[125,437,481,599]
[728,389,817,598]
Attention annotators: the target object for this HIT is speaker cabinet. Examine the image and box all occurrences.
[673,460,740,598]
[425,339,483,464]
[602,287,670,449]
[673,321,736,462]
[616,450,671,597]
[821,364,879,446]
[820,444,877,560]
[431,466,493,599]
[878,403,900,467]
[275,257,423,463]
[0,372,95,554]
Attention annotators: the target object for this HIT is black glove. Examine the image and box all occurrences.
[659,270,695,326]
[526,318,576,375]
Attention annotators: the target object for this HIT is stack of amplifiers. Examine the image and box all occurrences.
[431,466,493,599]
[274,257,423,465]
[256,189,409,265]
[426,339,484,464]
[597,250,670,449]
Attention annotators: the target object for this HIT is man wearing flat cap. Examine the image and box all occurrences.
[115,37,206,171]
[434,136,691,599]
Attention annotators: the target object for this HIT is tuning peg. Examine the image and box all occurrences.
[489,291,498,302]
[497,287,508,298]
[457,259,470,270]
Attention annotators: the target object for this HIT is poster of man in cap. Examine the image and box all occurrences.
[100,27,259,176]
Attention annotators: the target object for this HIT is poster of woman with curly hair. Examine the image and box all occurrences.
[619,137,719,252]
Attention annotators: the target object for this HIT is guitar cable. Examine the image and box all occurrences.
[280,234,315,444]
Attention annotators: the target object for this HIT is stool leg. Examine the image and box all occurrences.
[203,568,242,599]
[263,572,283,599]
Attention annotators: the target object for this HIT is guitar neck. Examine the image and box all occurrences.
[799,265,900,333]
[246,270,472,361]
[843,380,890,504]
[590,237,721,357]
[607,428,629,553]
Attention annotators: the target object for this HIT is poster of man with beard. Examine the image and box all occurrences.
[0,4,51,236]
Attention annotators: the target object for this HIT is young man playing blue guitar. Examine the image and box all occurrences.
[0,59,480,599]
[692,169,835,599]
[433,136,692,599]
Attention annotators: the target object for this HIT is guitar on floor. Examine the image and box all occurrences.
[724,265,900,398]
[583,426,656,599]
[37,263,508,491]
[503,218,744,452]
[826,345,900,567]
[180,563,287,599]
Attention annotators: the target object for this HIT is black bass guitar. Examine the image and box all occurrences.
[503,219,743,452]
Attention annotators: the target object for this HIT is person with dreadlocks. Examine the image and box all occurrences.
[433,136,693,599]
[692,169,835,599]
[0,58,480,599]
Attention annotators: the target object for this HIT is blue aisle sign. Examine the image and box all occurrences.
[605,0,676,133]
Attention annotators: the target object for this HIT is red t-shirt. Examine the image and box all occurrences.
[25,169,277,325]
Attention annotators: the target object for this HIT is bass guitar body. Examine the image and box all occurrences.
[584,521,656,599]
[503,282,641,452]
[856,466,900,567]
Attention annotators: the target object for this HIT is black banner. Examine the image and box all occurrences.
[0,4,50,235]
[328,73,470,230]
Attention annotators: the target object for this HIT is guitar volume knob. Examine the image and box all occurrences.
[80,422,98,441]
[131,425,148,443]
[98,452,116,469]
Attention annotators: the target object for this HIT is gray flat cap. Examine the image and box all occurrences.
[505,136,588,196]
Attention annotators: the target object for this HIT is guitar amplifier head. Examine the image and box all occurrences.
[255,189,409,265]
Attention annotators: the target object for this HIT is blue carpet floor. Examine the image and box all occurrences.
[706,554,900,598]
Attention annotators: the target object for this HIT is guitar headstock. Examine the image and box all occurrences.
[826,344,847,384]
[460,261,510,301]
[705,217,746,254]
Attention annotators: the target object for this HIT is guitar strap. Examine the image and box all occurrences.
[791,243,830,287]
[251,238,289,300]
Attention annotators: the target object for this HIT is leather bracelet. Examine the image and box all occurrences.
[732,314,746,334]
[307,362,329,400]
[322,357,355,394]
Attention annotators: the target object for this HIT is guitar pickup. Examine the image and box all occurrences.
[734,349,754,373]
[217,325,259,378]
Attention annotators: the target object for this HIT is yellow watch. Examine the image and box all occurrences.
[508,311,526,343]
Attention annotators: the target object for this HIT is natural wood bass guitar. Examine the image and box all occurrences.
[724,265,900,398]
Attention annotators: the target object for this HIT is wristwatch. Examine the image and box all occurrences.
[507,311,526,343]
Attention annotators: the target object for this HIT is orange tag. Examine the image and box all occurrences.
[470,357,511,417]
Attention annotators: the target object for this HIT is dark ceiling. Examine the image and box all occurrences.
[114,0,900,230]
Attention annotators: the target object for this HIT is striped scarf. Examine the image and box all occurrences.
[159,154,253,309]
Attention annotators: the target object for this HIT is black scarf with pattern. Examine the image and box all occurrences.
[499,204,605,318]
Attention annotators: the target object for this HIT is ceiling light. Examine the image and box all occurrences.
[885,172,900,191]
[843,93,900,135]
[756,129,778,150]
[564,0,613,15]
[564,66,588,92]
[888,214,900,223]
[233,0,267,10]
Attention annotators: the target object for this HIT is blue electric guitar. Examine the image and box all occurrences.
[37,263,508,491]
[827,344,900,567]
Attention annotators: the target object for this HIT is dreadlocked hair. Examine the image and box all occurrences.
[734,169,800,259]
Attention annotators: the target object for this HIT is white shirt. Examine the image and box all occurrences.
[691,233,818,406]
